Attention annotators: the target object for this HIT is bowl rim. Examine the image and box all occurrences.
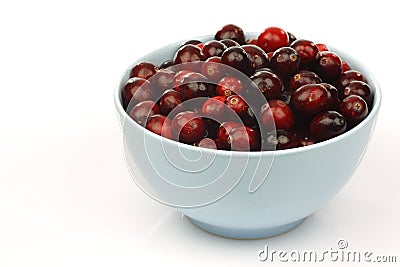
[114,33,382,158]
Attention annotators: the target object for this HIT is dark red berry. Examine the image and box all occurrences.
[320,83,339,108]
[263,129,297,150]
[336,70,367,90]
[216,76,244,96]
[204,119,220,139]
[289,70,322,92]
[290,39,319,67]
[217,121,242,149]
[314,51,342,82]
[250,70,283,100]
[226,95,249,118]
[202,96,226,120]
[316,43,328,52]
[241,44,269,73]
[182,40,202,46]
[130,62,158,80]
[173,44,206,71]
[310,111,347,142]
[339,95,368,126]
[171,111,206,144]
[221,46,251,75]
[129,100,160,126]
[342,80,372,106]
[297,136,315,147]
[246,39,258,46]
[145,114,172,139]
[287,32,297,44]
[215,24,245,45]
[159,89,183,115]
[122,77,152,108]
[270,47,300,77]
[151,69,175,93]
[228,126,260,151]
[260,99,295,131]
[290,84,335,118]
[202,40,227,58]
[220,39,240,48]
[159,59,174,69]
[341,61,351,73]
[173,70,192,87]
[200,56,224,82]
[258,27,289,53]
[176,72,213,100]
[194,137,222,150]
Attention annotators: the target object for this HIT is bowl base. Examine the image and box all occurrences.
[188,217,306,239]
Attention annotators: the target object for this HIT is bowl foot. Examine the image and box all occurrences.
[188,217,306,239]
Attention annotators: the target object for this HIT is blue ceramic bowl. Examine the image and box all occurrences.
[114,33,381,239]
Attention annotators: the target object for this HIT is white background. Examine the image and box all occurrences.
[1,1,399,266]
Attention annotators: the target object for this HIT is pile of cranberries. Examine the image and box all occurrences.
[122,24,373,151]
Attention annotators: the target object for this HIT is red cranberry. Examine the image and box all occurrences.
[215,24,245,45]
[290,84,335,118]
[228,126,260,151]
[173,70,192,87]
[151,69,175,93]
[204,119,220,139]
[342,80,372,106]
[320,83,339,108]
[339,95,368,126]
[176,72,213,100]
[260,100,295,131]
[202,96,226,120]
[289,70,322,92]
[263,129,297,150]
[197,43,204,49]
[221,46,251,75]
[314,51,342,82]
[128,100,160,126]
[202,40,227,58]
[216,76,244,96]
[310,111,347,142]
[194,137,222,150]
[122,77,152,108]
[159,89,183,115]
[182,40,202,46]
[145,114,172,139]
[241,44,269,73]
[341,61,351,73]
[290,39,319,67]
[297,136,315,147]
[316,43,328,52]
[173,44,206,71]
[250,70,283,100]
[287,31,297,44]
[130,62,158,80]
[258,27,289,53]
[336,70,367,90]
[246,39,258,46]
[171,111,206,144]
[217,121,242,149]
[226,95,249,118]
[159,59,174,69]
[200,56,224,82]
[220,39,240,48]
[270,47,300,78]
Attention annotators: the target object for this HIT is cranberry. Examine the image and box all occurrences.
[310,111,347,142]
[336,70,367,90]
[263,129,297,150]
[128,100,160,126]
[342,80,372,106]
[197,43,204,49]
[130,62,158,80]
[221,46,251,75]
[171,111,206,144]
[287,31,297,44]
[202,40,227,58]
[202,96,226,120]
[339,95,368,126]
[314,51,342,82]
[270,47,300,77]
[194,138,222,149]
[201,56,224,82]
[246,39,258,46]
[122,77,152,108]
[176,72,213,100]
[260,99,295,131]
[220,39,240,47]
[316,43,328,52]
[290,39,319,67]
[258,27,289,53]
[173,70,192,87]
[297,136,315,147]
[216,76,244,96]
[159,89,183,115]
[151,69,175,93]
[159,59,174,69]
[226,95,249,118]
[289,70,322,92]
[173,44,206,71]
[241,44,269,73]
[320,83,339,108]
[204,119,220,139]
[228,126,260,151]
[217,121,242,149]
[215,24,245,45]
[341,61,351,73]
[250,70,283,100]
[182,40,202,46]
[145,114,172,139]
[290,84,335,118]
